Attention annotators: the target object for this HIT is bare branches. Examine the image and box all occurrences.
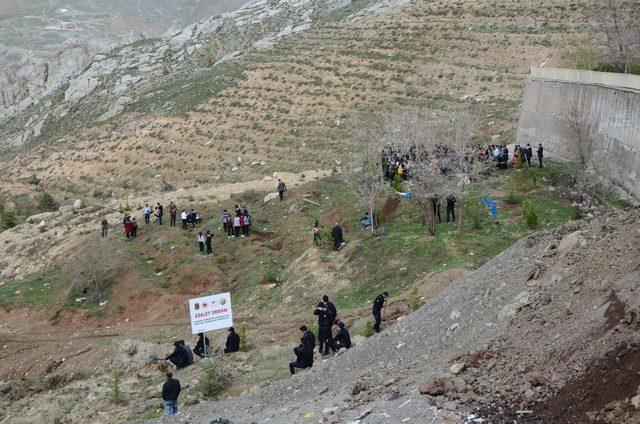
[592,0,640,73]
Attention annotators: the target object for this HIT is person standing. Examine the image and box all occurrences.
[277,179,287,201]
[169,202,177,227]
[161,372,181,417]
[197,232,205,254]
[131,217,138,238]
[157,202,164,225]
[205,230,213,255]
[446,195,456,223]
[124,217,134,239]
[101,218,108,237]
[313,220,321,246]
[314,302,335,355]
[143,203,151,224]
[233,214,241,238]
[221,209,231,238]
[322,295,337,323]
[525,144,533,166]
[537,143,544,168]
[181,210,188,230]
[332,223,344,251]
[372,291,389,333]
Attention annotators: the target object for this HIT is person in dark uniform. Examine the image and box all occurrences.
[330,321,351,351]
[165,341,189,369]
[277,179,287,201]
[372,291,389,333]
[224,327,240,353]
[193,332,210,358]
[289,339,314,375]
[322,295,337,323]
[446,195,456,223]
[332,223,344,251]
[157,202,164,225]
[205,230,213,255]
[299,325,316,349]
[537,143,544,168]
[314,302,335,355]
[525,143,533,166]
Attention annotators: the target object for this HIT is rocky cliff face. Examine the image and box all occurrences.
[0,0,398,151]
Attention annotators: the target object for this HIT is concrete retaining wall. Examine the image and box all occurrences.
[517,68,640,197]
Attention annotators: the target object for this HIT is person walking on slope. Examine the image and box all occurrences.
[313,220,322,246]
[169,202,177,227]
[372,291,389,333]
[100,218,108,237]
[277,179,287,201]
[161,372,181,417]
[537,143,544,168]
[143,203,151,224]
[332,222,344,251]
[197,231,205,254]
[205,230,213,255]
[221,209,232,238]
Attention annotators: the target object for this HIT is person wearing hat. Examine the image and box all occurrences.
[224,327,240,353]
[372,291,389,333]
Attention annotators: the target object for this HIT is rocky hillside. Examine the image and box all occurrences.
[0,0,590,206]
[154,207,640,423]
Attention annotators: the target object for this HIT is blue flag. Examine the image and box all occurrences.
[482,197,497,219]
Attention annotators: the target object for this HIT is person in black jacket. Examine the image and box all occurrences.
[193,332,210,358]
[332,223,344,251]
[162,372,181,416]
[372,292,389,333]
[537,143,544,168]
[165,341,189,369]
[289,340,314,375]
[224,327,240,353]
[446,195,456,223]
[205,230,213,255]
[322,295,337,323]
[314,302,335,355]
[330,321,351,351]
[525,143,533,166]
[299,325,316,349]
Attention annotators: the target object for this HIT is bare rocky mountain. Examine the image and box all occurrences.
[0,0,248,68]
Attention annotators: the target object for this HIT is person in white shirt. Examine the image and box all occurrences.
[181,210,188,230]
[233,215,241,238]
[197,232,205,254]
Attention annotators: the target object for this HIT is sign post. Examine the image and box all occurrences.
[188,292,233,358]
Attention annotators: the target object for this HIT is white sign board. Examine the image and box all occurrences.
[189,292,233,335]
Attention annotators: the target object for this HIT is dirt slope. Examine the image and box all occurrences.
[153,208,640,423]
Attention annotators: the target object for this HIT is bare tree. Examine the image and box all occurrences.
[439,111,491,235]
[345,113,389,235]
[593,0,640,73]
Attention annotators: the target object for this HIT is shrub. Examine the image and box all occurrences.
[504,191,522,205]
[522,200,539,229]
[1,211,17,231]
[199,363,229,398]
[409,283,423,311]
[571,205,584,220]
[362,318,375,337]
[27,174,41,185]
[239,189,261,204]
[108,372,125,404]
[238,323,248,352]
[37,191,58,212]
[161,181,175,192]
[392,173,403,191]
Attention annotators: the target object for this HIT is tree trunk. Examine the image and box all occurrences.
[456,201,464,235]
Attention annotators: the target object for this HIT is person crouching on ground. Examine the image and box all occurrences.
[289,339,313,375]
[224,327,240,353]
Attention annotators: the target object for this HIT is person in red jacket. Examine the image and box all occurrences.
[123,216,134,239]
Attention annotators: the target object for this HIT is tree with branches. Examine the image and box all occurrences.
[345,114,389,235]
[439,111,492,235]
